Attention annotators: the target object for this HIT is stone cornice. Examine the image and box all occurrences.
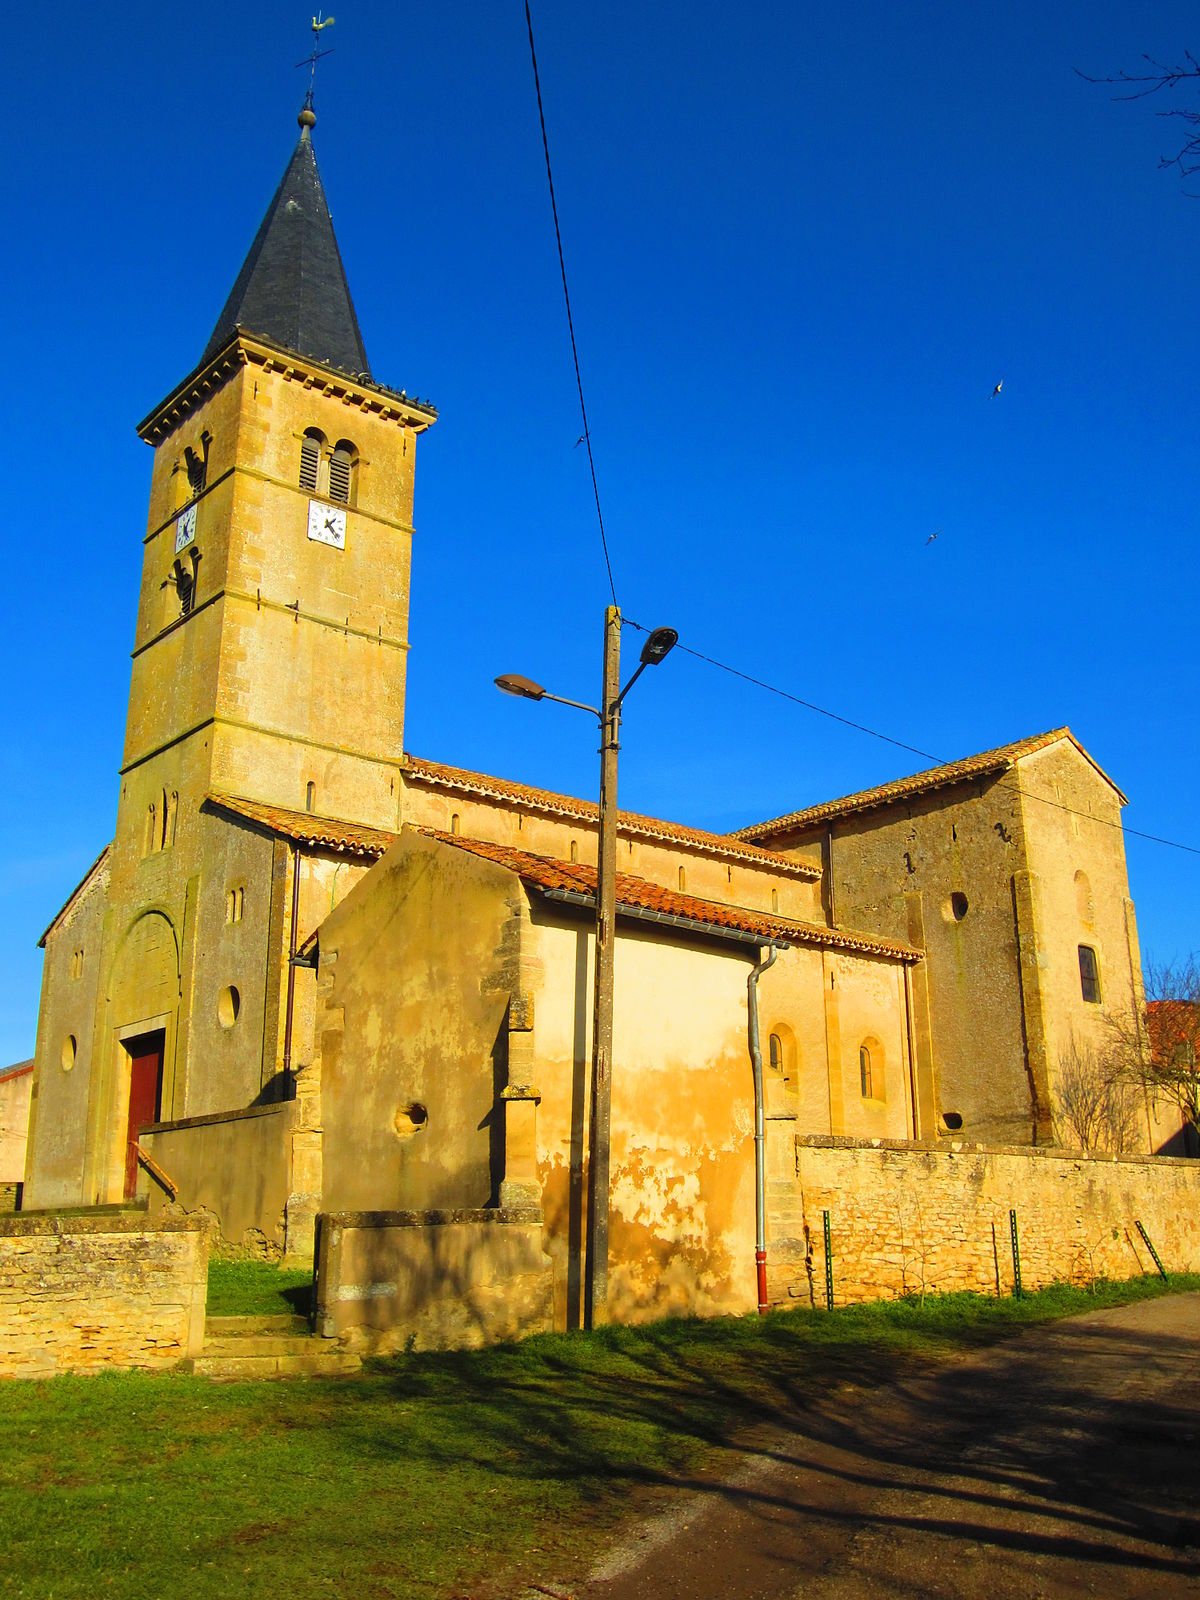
[136,330,437,447]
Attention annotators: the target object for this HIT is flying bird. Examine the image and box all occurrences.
[991,379,1004,398]
[925,529,941,546]
[574,434,586,448]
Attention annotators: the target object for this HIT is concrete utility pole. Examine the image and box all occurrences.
[585,604,623,1326]
[495,609,677,1330]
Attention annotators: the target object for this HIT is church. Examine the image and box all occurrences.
[22,104,1187,1335]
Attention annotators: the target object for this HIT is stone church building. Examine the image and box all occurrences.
[23,107,1185,1332]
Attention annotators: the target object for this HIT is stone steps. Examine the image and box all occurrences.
[185,1313,361,1380]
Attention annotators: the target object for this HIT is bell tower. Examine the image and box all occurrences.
[23,104,436,1211]
[124,105,435,844]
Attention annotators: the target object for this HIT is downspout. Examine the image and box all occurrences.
[747,941,779,1314]
[282,843,302,1097]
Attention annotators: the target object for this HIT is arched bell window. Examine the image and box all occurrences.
[299,429,324,493]
[328,440,357,505]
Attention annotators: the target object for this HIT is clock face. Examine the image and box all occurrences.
[308,499,346,550]
[174,503,197,553]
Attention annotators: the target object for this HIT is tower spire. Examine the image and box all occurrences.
[201,24,371,380]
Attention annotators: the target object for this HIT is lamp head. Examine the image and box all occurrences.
[639,627,678,667]
[494,674,546,701]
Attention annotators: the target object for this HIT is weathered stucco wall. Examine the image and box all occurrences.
[795,1136,1200,1306]
[531,911,761,1326]
[141,1100,295,1255]
[314,1208,552,1351]
[0,1212,210,1378]
[316,831,515,1215]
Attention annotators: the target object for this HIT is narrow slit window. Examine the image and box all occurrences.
[1078,945,1101,1004]
[859,1045,874,1099]
[299,432,322,493]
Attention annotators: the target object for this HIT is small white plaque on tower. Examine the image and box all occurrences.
[308,499,346,550]
[174,503,197,553]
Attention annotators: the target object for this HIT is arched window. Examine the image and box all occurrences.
[305,781,316,813]
[569,838,579,862]
[859,1041,886,1100]
[765,1025,799,1116]
[678,866,687,892]
[144,802,157,857]
[1078,945,1101,1004]
[299,430,324,493]
[328,440,357,505]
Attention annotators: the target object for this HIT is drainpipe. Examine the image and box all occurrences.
[747,941,779,1314]
[282,844,301,1097]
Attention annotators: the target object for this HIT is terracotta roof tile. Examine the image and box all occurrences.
[403,754,820,880]
[422,830,920,962]
[733,727,1126,841]
[205,795,396,858]
[0,1059,33,1083]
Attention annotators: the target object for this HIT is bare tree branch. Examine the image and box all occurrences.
[1077,53,1200,190]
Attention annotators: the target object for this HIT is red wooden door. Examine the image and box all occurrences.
[124,1034,164,1198]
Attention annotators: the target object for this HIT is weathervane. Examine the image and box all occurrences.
[296,12,336,112]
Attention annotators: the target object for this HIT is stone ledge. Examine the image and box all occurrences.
[796,1134,1200,1169]
[322,1206,543,1230]
[0,1210,215,1239]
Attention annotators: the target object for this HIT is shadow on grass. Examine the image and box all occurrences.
[323,1282,1200,1585]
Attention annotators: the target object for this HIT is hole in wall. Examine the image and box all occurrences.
[218,986,241,1028]
[61,1035,77,1072]
[948,891,969,922]
[940,1111,963,1131]
[394,1102,428,1137]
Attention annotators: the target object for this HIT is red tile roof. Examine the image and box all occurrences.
[205,795,396,858]
[402,754,821,880]
[732,728,1127,841]
[0,1060,33,1083]
[422,830,921,962]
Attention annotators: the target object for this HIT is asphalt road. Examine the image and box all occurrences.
[548,1294,1200,1600]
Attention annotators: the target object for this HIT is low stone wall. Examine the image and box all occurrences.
[0,1212,211,1378]
[315,1207,553,1352]
[142,1101,294,1256]
[793,1136,1200,1306]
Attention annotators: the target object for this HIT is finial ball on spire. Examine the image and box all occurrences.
[298,106,317,132]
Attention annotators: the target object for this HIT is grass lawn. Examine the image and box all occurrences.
[205,1258,314,1318]
[2,1274,1196,1600]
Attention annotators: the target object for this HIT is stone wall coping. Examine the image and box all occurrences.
[797,1133,1200,1169]
[0,1210,215,1239]
[323,1206,543,1231]
[143,1100,295,1136]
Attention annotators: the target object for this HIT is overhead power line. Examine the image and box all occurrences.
[523,2,618,605]
[623,618,1200,858]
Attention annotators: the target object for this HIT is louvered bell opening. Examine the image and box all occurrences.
[299,438,320,492]
[328,449,352,505]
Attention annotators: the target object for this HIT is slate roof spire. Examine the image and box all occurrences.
[202,106,371,378]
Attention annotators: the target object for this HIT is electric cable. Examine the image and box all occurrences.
[524,1,618,605]
[623,617,1200,858]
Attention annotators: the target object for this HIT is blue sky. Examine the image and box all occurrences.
[2,3,1197,1062]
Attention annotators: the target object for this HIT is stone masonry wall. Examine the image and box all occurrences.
[315,1207,553,1353]
[794,1136,1200,1306]
[0,1212,211,1378]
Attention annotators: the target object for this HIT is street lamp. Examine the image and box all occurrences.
[496,606,676,1325]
